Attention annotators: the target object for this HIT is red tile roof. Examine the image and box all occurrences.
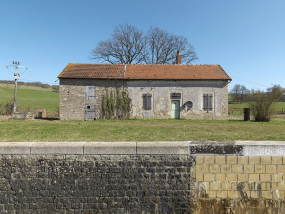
[58,63,231,80]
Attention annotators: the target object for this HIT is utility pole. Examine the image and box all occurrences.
[6,61,27,113]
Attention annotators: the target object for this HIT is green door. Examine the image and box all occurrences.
[171,100,180,119]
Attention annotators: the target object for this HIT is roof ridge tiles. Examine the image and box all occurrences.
[67,63,220,66]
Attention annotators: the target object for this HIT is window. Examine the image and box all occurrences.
[142,94,152,110]
[171,93,181,99]
[86,86,95,100]
[203,94,213,111]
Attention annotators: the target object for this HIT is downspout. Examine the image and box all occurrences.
[124,64,126,78]
[123,64,127,88]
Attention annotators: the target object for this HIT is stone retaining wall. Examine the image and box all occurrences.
[0,141,285,213]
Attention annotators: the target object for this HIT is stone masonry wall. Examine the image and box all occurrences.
[193,155,285,213]
[0,154,191,214]
[1,141,285,213]
[59,79,229,120]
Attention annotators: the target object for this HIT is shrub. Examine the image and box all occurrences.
[0,100,14,115]
[249,85,284,121]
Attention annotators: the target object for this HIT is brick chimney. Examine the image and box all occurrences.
[176,50,181,64]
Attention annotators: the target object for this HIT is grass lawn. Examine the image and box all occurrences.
[0,119,284,142]
[229,102,285,116]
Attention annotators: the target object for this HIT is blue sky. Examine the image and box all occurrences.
[0,0,284,91]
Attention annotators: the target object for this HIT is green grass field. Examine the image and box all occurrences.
[0,83,59,116]
[0,84,284,142]
[228,102,285,116]
[0,119,284,142]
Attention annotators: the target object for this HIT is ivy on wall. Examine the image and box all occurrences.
[101,88,131,119]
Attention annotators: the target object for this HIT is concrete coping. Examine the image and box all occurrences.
[0,141,284,155]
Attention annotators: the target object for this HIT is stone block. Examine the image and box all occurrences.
[209,164,220,173]
[260,174,271,182]
[250,191,259,198]
[262,191,272,199]
[231,183,237,191]
[261,183,268,190]
[261,156,272,164]
[196,174,204,181]
[222,182,232,191]
[31,142,85,154]
[226,174,237,181]
[210,182,221,191]
[204,156,215,164]
[137,142,188,155]
[238,156,248,164]
[255,165,265,173]
[271,183,277,190]
[215,156,226,164]
[277,165,285,173]
[227,156,237,164]
[221,165,231,173]
[216,191,227,198]
[278,183,285,191]
[272,174,283,182]
[266,165,276,173]
[231,165,243,173]
[244,165,254,173]
[208,191,216,198]
[204,174,215,182]
[216,174,226,182]
[237,174,248,182]
[0,142,32,154]
[227,190,238,199]
[249,156,260,164]
[196,156,204,165]
[84,142,136,154]
[272,156,283,164]
[276,190,285,199]
[249,174,260,182]
[196,165,209,173]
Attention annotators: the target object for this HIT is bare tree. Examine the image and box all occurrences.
[91,24,198,64]
[91,24,147,64]
[230,84,249,103]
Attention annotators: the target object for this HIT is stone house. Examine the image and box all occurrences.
[58,62,231,120]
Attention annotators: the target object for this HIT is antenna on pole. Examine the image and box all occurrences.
[6,61,28,113]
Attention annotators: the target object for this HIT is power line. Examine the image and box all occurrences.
[230,75,270,88]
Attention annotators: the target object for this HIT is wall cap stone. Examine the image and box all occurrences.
[84,142,136,154]
[0,141,284,155]
[137,141,189,155]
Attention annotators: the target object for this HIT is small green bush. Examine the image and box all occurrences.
[0,100,14,115]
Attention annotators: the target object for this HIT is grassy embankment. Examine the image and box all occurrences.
[0,83,59,117]
[0,119,284,142]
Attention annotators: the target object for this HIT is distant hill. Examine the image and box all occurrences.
[0,81,59,117]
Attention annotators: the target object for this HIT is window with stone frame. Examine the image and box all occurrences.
[203,93,213,112]
[142,94,152,110]
[85,86,95,100]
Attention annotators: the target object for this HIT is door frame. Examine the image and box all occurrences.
[171,100,180,119]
